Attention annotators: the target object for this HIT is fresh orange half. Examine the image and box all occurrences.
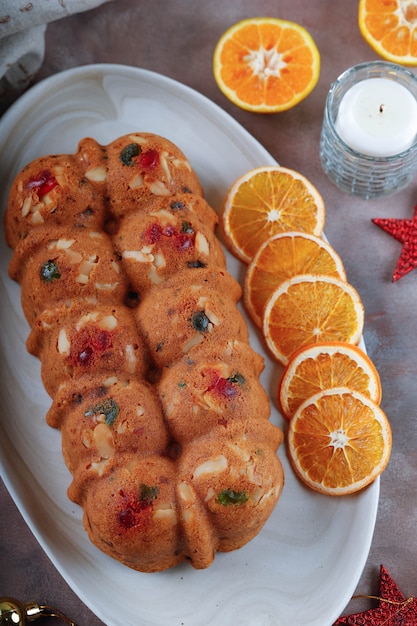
[287,387,392,495]
[279,341,382,420]
[222,166,325,263]
[359,0,417,65]
[263,274,364,365]
[213,17,320,112]
[244,231,345,327]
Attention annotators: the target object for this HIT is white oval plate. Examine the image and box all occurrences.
[0,64,378,626]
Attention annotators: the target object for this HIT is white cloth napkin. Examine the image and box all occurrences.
[0,0,112,110]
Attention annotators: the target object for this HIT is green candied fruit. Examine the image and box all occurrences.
[120,143,141,166]
[84,398,120,427]
[227,373,246,385]
[217,489,249,506]
[40,260,61,282]
[139,483,159,502]
[178,381,187,389]
[191,310,209,332]
[181,221,194,234]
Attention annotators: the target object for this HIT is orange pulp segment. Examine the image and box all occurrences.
[287,387,392,495]
[359,0,417,65]
[279,341,382,420]
[244,232,346,327]
[263,274,364,365]
[222,166,325,264]
[213,17,320,112]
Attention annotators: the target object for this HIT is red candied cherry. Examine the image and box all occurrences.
[144,221,195,251]
[117,484,159,530]
[68,326,113,367]
[206,370,246,398]
[145,223,163,244]
[26,170,58,197]
[138,148,159,169]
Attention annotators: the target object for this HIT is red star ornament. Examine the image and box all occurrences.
[334,564,417,625]
[372,205,417,282]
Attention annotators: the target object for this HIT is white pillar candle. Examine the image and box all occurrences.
[335,77,417,157]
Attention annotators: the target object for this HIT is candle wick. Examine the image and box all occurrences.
[379,103,385,113]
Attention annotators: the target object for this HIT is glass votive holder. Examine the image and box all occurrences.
[320,61,417,199]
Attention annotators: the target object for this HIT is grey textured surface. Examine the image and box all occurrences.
[1,1,416,623]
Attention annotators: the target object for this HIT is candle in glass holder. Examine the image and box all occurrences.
[320,61,417,199]
[335,77,417,157]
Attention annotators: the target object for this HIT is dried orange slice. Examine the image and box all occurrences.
[359,0,417,65]
[263,275,364,365]
[213,17,320,112]
[244,232,345,327]
[279,341,382,420]
[287,387,392,495]
[222,166,325,263]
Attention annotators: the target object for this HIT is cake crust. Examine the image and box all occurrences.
[4,132,284,572]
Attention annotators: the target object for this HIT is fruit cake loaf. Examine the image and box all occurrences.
[4,132,284,572]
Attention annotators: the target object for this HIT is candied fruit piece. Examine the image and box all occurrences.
[117,483,159,530]
[120,143,140,166]
[68,327,113,367]
[205,369,245,398]
[139,483,159,502]
[170,201,185,211]
[144,221,195,251]
[84,398,120,427]
[217,489,248,506]
[40,260,61,282]
[138,149,159,169]
[191,311,209,332]
[27,170,58,197]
